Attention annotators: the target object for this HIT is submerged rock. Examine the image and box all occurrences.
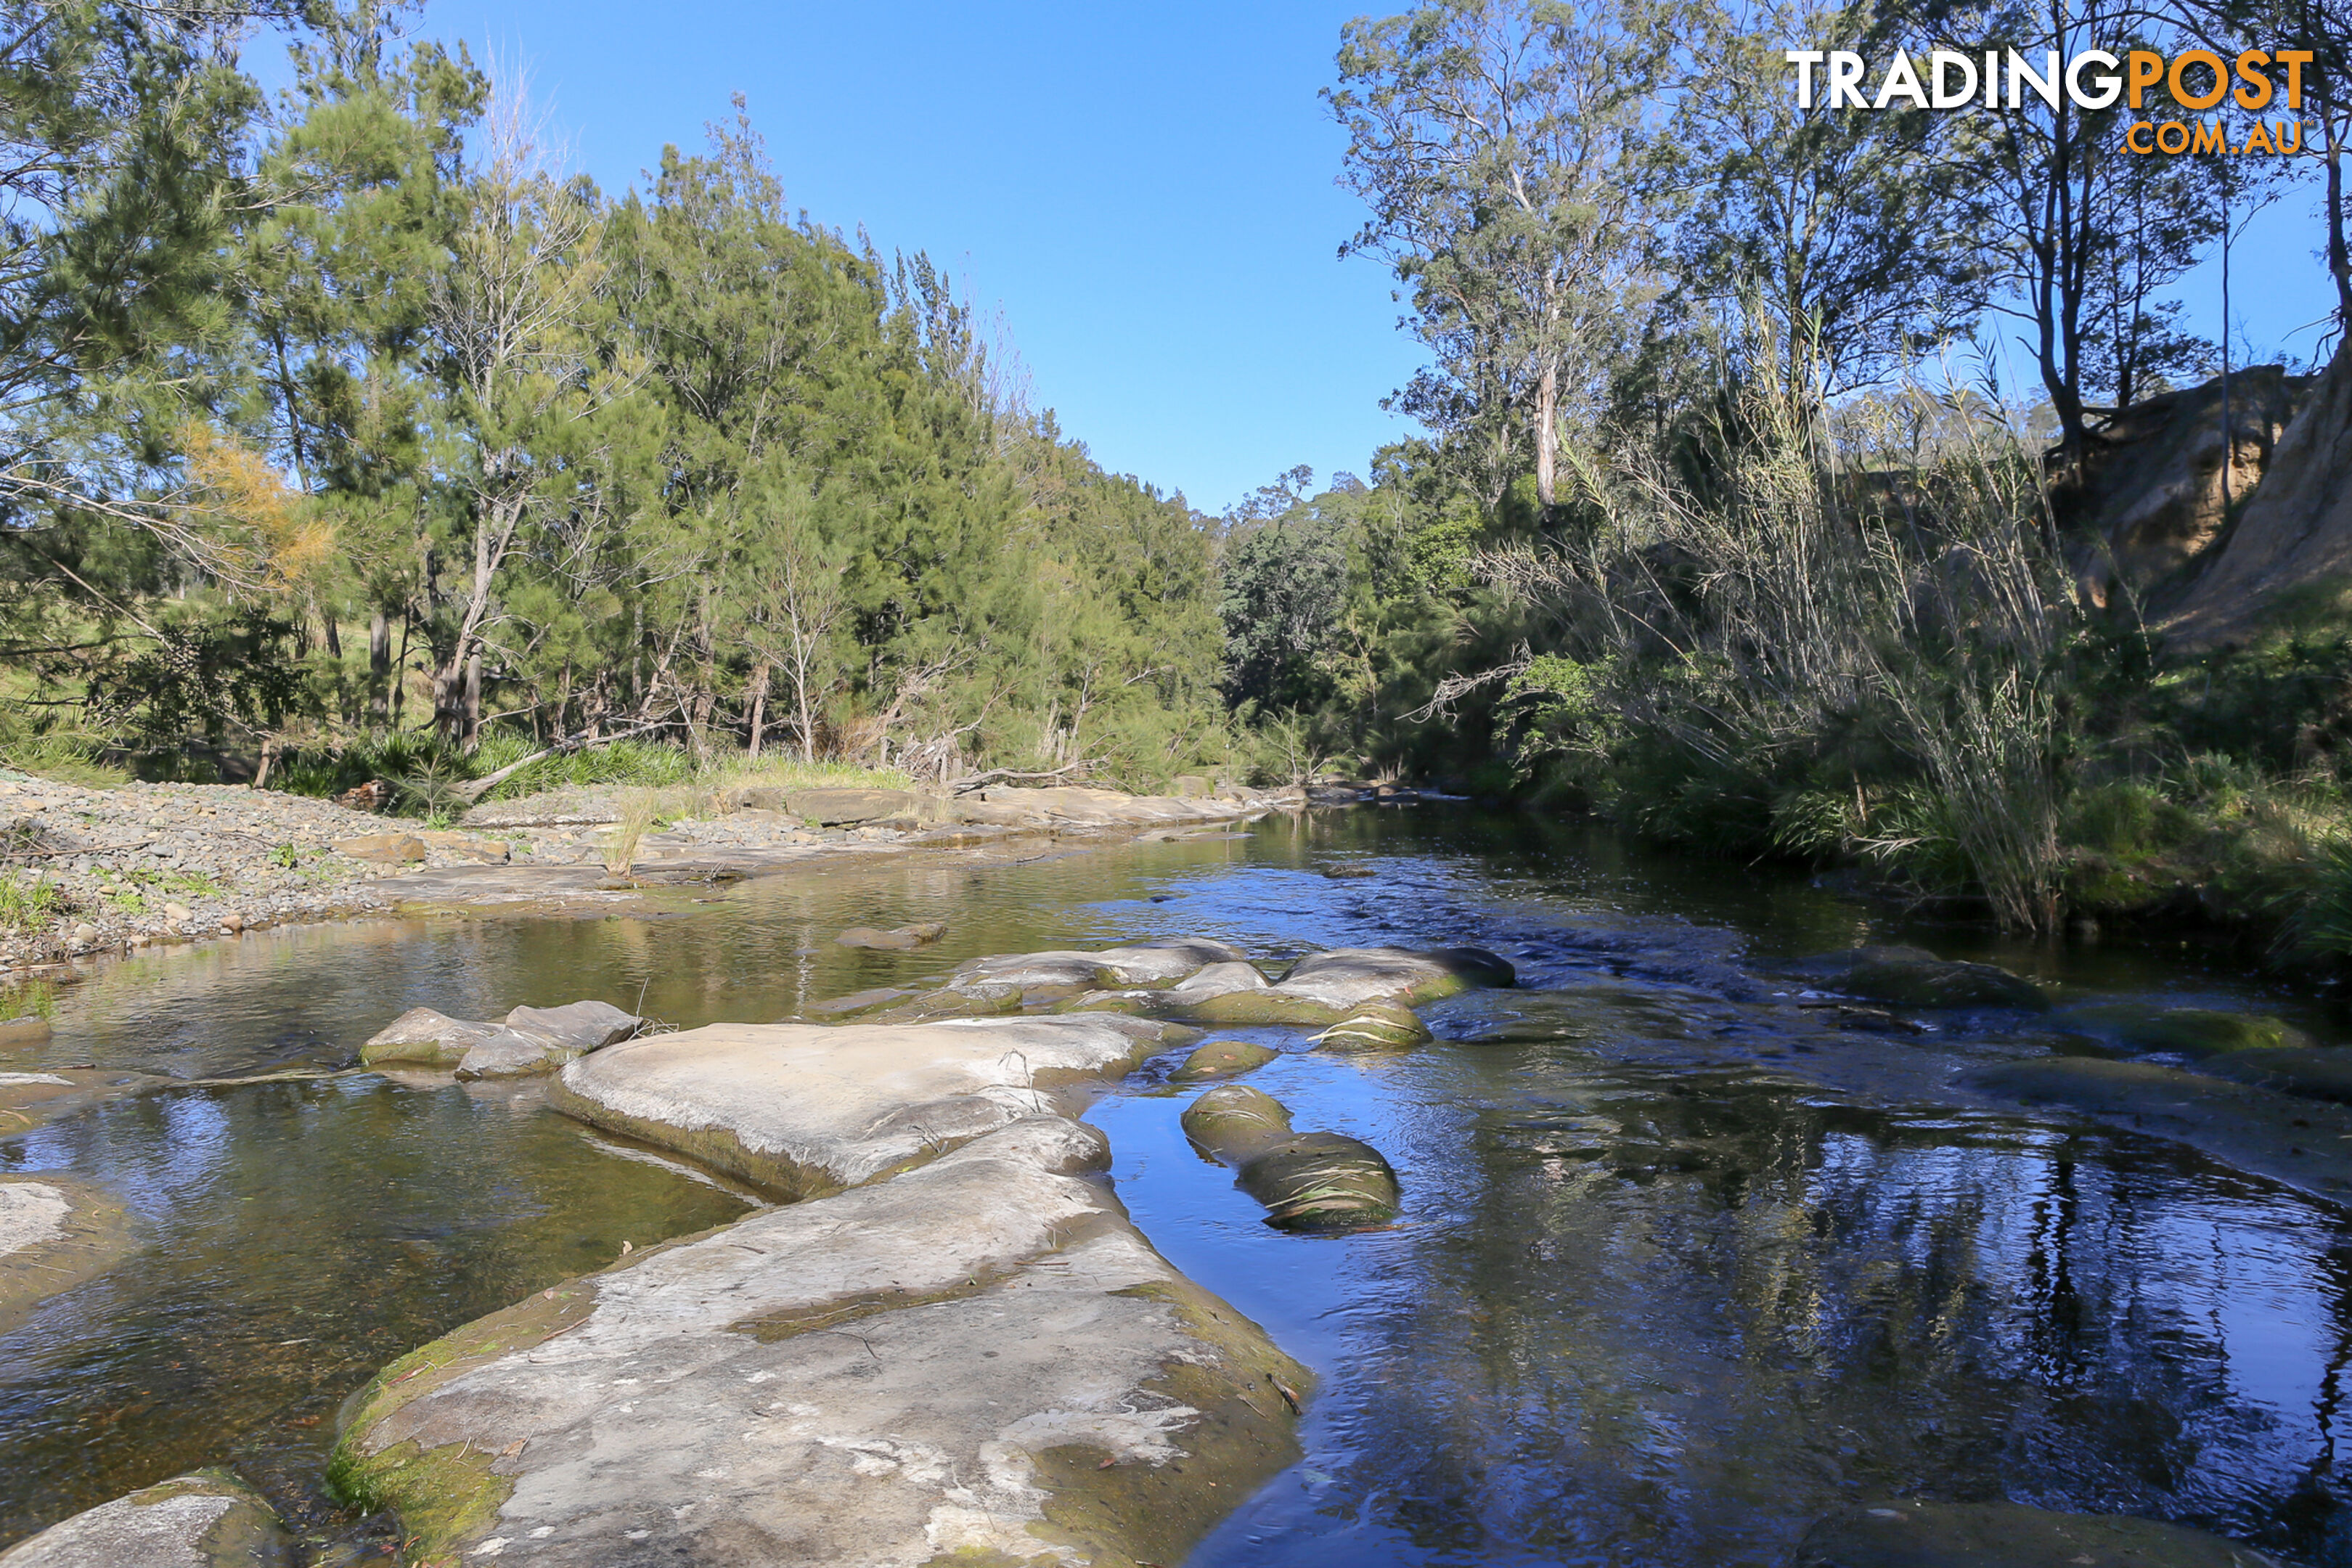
[1169,1039,1280,1082]
[1794,1498,2282,1567]
[1180,1085,1400,1232]
[547,1016,1155,1198]
[330,1117,1309,1568]
[2202,1045,2352,1104]
[1448,985,1712,1046]
[1315,1000,1433,1053]
[1961,1056,2352,1200]
[833,920,946,950]
[0,1014,50,1045]
[802,984,912,1019]
[2054,1003,2310,1058]
[0,1172,132,1336]
[0,1068,161,1137]
[1806,948,2049,1011]
[0,1469,290,1567]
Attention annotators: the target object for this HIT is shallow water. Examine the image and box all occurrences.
[4,809,2349,1563]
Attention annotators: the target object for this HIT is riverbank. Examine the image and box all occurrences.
[0,775,1304,984]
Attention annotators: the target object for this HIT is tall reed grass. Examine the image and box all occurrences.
[1479,355,2078,931]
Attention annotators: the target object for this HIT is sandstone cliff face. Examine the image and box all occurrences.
[2163,346,2352,648]
[2058,364,2312,611]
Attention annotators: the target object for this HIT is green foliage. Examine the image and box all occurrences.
[0,706,126,785]
[0,873,67,931]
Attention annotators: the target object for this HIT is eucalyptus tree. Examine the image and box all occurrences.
[1667,0,1988,398]
[1328,0,1675,520]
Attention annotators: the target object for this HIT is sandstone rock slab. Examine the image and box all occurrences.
[454,1027,565,1081]
[952,938,1247,993]
[359,1007,500,1068]
[0,1469,290,1567]
[547,1016,1155,1198]
[505,1000,641,1057]
[332,832,427,865]
[330,1118,1307,1568]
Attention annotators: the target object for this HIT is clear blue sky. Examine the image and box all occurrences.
[391,0,1427,515]
[376,1,2338,507]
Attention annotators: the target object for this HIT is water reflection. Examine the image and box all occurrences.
[1,809,2348,1564]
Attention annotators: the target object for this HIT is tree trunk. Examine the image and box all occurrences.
[1533,359,1559,514]
[748,661,770,760]
[2329,105,2352,329]
[391,610,411,730]
[472,655,486,738]
[368,611,391,725]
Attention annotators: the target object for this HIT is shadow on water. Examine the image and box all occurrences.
[3,807,2351,1564]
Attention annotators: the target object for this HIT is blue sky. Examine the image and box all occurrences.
[377,1,2337,510]
[390,0,1426,514]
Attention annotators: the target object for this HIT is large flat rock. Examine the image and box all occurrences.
[0,1469,290,1567]
[547,1016,1157,1198]
[331,1117,1309,1567]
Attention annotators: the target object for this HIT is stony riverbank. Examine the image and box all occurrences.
[0,775,1304,982]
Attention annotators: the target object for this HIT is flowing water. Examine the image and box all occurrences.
[2,809,2348,1564]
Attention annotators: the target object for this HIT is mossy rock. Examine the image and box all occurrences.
[1238,1132,1400,1233]
[1048,989,1154,1016]
[870,982,1024,1024]
[358,1006,494,1068]
[1837,957,2049,1012]
[1794,1498,2283,1567]
[1169,1040,1279,1082]
[1180,1085,1294,1161]
[2054,1003,2310,1058]
[1186,989,1349,1027]
[1314,1001,1432,1053]
[0,1467,294,1567]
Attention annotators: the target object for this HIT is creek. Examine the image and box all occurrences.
[1,807,2347,1565]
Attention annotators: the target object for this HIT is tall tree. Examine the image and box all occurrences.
[1329,0,1670,518]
